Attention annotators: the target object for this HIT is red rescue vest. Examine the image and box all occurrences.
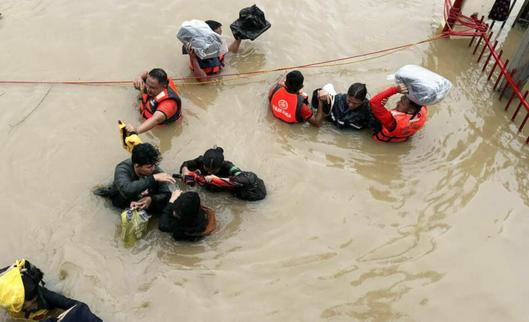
[140,79,182,124]
[373,106,427,142]
[269,83,306,123]
[189,54,225,75]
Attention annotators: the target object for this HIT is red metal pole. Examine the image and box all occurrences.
[482,40,498,72]
[469,16,485,47]
[478,31,494,62]
[499,69,517,100]
[444,0,466,32]
[519,111,529,133]
[505,88,518,111]
[473,29,486,55]
[493,59,509,91]
[512,90,529,121]
[487,50,503,80]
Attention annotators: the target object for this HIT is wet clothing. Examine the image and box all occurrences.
[180,157,241,192]
[0,261,79,321]
[41,303,102,322]
[108,159,171,212]
[370,86,427,143]
[6,287,80,321]
[268,82,312,123]
[159,200,216,242]
[311,90,381,131]
[139,79,182,124]
[189,53,225,75]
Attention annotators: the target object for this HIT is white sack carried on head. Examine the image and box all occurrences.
[176,20,222,60]
[393,65,452,105]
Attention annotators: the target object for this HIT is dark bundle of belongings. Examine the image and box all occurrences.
[230,4,271,40]
[230,171,267,201]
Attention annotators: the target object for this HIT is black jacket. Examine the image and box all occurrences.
[180,157,241,192]
[328,94,381,131]
[109,159,171,212]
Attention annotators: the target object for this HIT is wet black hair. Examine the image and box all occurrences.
[22,275,38,300]
[347,83,367,100]
[205,20,222,31]
[171,191,208,241]
[21,261,44,301]
[203,146,224,171]
[148,68,169,87]
[285,70,304,93]
[131,143,161,166]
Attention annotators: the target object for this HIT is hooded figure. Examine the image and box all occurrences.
[159,191,216,241]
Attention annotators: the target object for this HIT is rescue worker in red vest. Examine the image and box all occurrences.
[268,70,323,126]
[187,20,242,82]
[124,68,182,134]
[369,83,427,143]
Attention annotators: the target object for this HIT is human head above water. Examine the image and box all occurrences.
[285,70,304,93]
[396,95,422,114]
[203,146,224,174]
[145,68,169,97]
[205,20,222,34]
[346,83,367,109]
[132,143,161,176]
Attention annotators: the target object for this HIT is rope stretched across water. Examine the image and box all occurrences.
[0,34,450,87]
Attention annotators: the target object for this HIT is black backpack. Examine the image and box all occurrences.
[230,5,271,41]
[231,171,267,201]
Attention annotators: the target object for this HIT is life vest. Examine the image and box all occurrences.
[269,83,307,123]
[140,79,182,124]
[0,259,49,321]
[373,106,427,143]
[189,54,225,75]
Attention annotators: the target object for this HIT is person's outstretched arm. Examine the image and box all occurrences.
[135,111,166,134]
[228,39,242,53]
[188,49,208,82]
[40,287,80,311]
[133,71,148,92]
[370,86,398,131]
[309,89,330,127]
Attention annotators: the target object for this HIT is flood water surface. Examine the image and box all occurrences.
[1,1,529,321]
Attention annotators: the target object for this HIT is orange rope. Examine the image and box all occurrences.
[0,35,447,87]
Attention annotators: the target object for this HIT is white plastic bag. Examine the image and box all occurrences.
[176,20,222,60]
[392,65,452,105]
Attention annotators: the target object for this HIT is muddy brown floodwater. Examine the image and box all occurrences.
[1,0,529,321]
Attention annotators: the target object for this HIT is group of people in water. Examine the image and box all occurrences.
[1,17,430,322]
[269,70,427,142]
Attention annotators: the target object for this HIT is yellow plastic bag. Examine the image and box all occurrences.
[0,260,26,314]
[120,208,151,245]
[118,120,142,153]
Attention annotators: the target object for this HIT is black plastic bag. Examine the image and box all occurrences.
[231,171,267,201]
[230,5,271,41]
